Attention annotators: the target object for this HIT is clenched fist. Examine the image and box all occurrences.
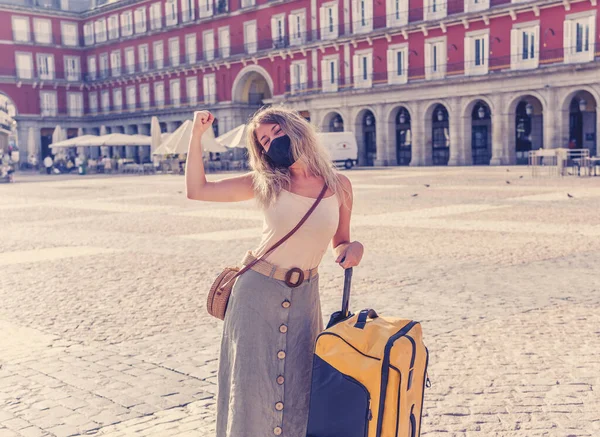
[192,110,215,137]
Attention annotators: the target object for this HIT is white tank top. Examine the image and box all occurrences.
[252,189,341,271]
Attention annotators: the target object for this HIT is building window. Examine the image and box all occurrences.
[424,0,447,21]
[34,18,52,44]
[135,7,147,33]
[185,34,197,63]
[40,91,57,116]
[465,0,489,13]
[352,0,373,33]
[244,21,257,54]
[199,0,214,18]
[139,45,149,71]
[218,27,230,58]
[203,30,215,61]
[289,10,306,46]
[166,0,178,26]
[67,92,83,117]
[89,91,98,114]
[61,22,78,46]
[150,2,162,30]
[271,15,286,48]
[387,44,408,84]
[108,15,119,40]
[64,56,80,81]
[12,16,30,42]
[203,74,216,103]
[425,37,446,80]
[170,79,181,105]
[321,57,339,92]
[511,22,539,70]
[320,2,339,40]
[95,19,107,42]
[121,11,133,37]
[187,76,198,104]
[36,54,55,80]
[154,82,165,107]
[290,60,307,94]
[181,0,194,22]
[125,47,135,74]
[111,50,121,77]
[99,53,109,78]
[126,86,136,110]
[83,22,94,45]
[140,84,150,109]
[169,38,180,67]
[386,0,408,27]
[153,41,164,69]
[240,0,255,8]
[101,90,110,113]
[15,52,33,79]
[87,56,97,80]
[353,51,373,88]
[113,88,123,111]
[465,30,489,75]
[564,13,596,64]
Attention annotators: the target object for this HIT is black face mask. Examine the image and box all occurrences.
[265,135,296,169]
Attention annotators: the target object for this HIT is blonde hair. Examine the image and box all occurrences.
[245,106,349,209]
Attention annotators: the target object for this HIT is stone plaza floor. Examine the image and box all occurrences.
[0,167,599,437]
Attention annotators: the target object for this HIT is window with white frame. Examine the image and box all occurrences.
[121,11,133,37]
[99,53,109,78]
[510,22,539,70]
[150,2,162,29]
[154,82,165,107]
[353,50,373,88]
[125,47,135,74]
[203,30,215,60]
[170,79,181,105]
[244,21,257,54]
[87,56,97,80]
[111,50,121,77]
[181,0,194,22]
[169,38,180,66]
[198,0,213,18]
[113,88,123,111]
[83,22,94,45]
[166,0,178,26]
[154,41,164,69]
[386,0,408,27]
[12,16,30,42]
[34,18,52,44]
[108,15,119,39]
[64,56,80,81]
[185,34,197,63]
[352,0,373,33]
[218,27,230,58]
[320,2,339,40]
[15,53,33,79]
[424,0,447,21]
[321,56,339,92]
[290,60,307,93]
[240,0,255,8]
[139,44,149,71]
[465,0,489,13]
[289,10,306,46]
[425,37,446,79]
[465,30,489,75]
[89,91,98,114]
[40,91,57,116]
[203,74,216,103]
[101,90,110,113]
[135,7,147,33]
[140,83,150,109]
[36,54,54,80]
[387,44,408,84]
[564,12,596,64]
[271,15,286,48]
[61,22,78,46]
[186,76,198,104]
[126,86,136,110]
[95,19,107,42]
[67,92,83,117]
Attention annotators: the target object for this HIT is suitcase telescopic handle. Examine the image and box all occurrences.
[341,267,352,318]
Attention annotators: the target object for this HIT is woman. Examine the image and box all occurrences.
[185,107,364,437]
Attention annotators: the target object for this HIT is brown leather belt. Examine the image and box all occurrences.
[241,251,318,288]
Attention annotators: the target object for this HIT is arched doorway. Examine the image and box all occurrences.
[363,110,376,166]
[568,91,597,155]
[515,96,543,165]
[395,107,411,165]
[232,66,274,108]
[471,101,492,165]
[329,114,344,132]
[432,104,449,166]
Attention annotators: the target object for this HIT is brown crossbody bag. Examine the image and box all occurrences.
[207,184,329,320]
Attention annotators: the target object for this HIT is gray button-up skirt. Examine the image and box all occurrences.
[216,268,323,437]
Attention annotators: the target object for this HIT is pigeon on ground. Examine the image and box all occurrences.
[506,169,510,172]
[519,176,524,179]
[506,180,511,184]
[424,184,430,188]
[411,194,419,197]
[567,193,574,198]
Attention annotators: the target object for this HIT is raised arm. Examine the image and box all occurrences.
[185,111,255,202]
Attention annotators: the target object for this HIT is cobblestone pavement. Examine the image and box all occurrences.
[0,167,599,437]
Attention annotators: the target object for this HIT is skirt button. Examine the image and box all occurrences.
[277,350,286,359]
[282,300,291,309]
[273,426,282,435]
[279,324,288,334]
[277,375,285,385]
[275,402,284,411]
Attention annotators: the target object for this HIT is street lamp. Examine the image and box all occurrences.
[399,110,406,124]
[333,115,342,129]
[365,114,373,126]
[579,98,587,112]
[437,109,444,122]
[477,106,486,119]
[525,103,533,116]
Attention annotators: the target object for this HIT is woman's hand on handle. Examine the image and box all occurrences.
[335,241,364,269]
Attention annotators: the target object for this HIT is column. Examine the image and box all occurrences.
[448,98,462,166]
[374,105,388,166]
[490,94,508,165]
[543,89,560,149]
[410,101,427,166]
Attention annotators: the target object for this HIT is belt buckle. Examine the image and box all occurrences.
[284,267,305,288]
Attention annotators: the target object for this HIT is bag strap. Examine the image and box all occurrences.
[220,184,328,290]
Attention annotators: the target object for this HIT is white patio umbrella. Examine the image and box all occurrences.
[153,120,225,155]
[51,126,64,145]
[151,116,161,154]
[99,125,108,155]
[27,127,36,160]
[50,135,98,149]
[216,124,247,149]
